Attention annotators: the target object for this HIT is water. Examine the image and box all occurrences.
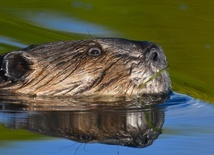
[1,93,214,155]
[1,1,214,155]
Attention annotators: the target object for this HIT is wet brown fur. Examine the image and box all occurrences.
[0,38,171,97]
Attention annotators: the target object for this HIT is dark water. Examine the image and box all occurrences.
[1,1,214,155]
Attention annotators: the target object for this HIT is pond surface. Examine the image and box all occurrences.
[1,0,214,155]
[0,93,214,155]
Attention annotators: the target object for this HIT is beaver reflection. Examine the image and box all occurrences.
[2,106,165,148]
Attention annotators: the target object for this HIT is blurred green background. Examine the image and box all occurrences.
[0,0,214,103]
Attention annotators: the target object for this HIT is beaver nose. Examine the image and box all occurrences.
[146,43,161,62]
[138,41,160,62]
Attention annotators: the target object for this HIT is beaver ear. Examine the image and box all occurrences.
[0,51,33,82]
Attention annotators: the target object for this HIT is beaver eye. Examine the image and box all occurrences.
[88,47,102,56]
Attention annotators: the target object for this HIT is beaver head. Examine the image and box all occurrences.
[0,38,171,97]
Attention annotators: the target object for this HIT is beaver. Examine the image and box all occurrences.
[0,38,171,98]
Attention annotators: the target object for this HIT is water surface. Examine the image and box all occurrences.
[1,93,214,155]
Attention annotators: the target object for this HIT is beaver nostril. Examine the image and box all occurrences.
[151,51,158,61]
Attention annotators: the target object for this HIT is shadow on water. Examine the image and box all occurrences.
[0,94,169,148]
